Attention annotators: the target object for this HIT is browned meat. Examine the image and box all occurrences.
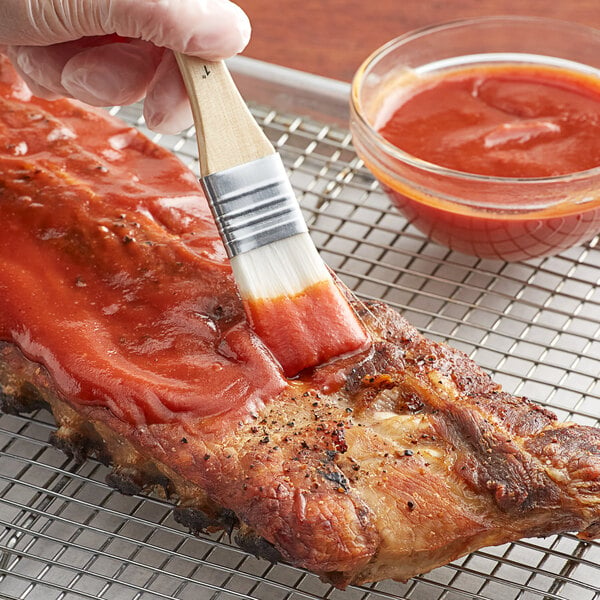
[0,57,599,588]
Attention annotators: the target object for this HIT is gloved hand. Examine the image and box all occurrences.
[0,0,251,133]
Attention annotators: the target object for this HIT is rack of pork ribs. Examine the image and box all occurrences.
[0,57,599,588]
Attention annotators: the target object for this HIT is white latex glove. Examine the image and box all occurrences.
[0,0,251,133]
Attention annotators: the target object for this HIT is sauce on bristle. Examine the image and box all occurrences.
[245,279,369,377]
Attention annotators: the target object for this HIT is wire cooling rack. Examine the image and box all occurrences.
[1,57,600,600]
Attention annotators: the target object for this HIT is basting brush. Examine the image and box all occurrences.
[175,55,369,377]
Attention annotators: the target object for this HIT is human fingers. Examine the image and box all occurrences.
[0,0,250,58]
[8,39,164,107]
[9,38,195,132]
[0,0,250,133]
[105,0,251,58]
[143,51,194,134]
[60,40,164,106]
[5,45,68,99]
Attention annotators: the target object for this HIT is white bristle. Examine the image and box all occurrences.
[230,232,331,301]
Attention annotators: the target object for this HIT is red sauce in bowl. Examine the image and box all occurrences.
[356,63,600,260]
[379,65,600,178]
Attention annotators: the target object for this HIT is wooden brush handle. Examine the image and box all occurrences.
[175,54,275,176]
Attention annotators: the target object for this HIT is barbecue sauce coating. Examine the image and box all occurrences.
[0,59,290,425]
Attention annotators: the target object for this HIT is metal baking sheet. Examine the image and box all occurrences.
[1,56,599,600]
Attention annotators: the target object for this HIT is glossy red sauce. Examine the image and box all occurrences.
[0,58,288,425]
[371,64,600,260]
[380,65,600,177]
[246,280,369,377]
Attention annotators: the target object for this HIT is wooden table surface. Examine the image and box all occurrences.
[239,0,600,82]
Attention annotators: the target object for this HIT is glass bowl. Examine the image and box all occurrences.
[350,16,600,261]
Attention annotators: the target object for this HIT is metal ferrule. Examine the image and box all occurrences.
[201,154,308,258]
